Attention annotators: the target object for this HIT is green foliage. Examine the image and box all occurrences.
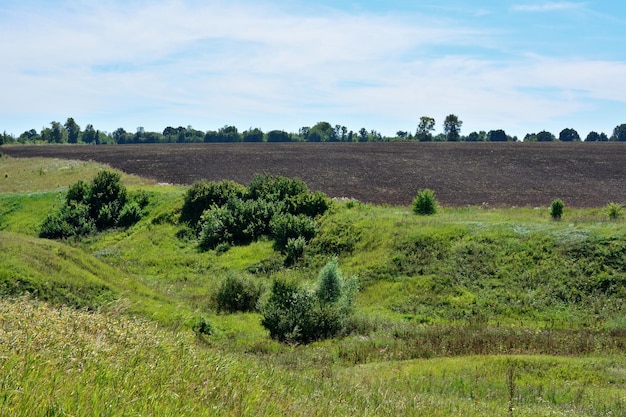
[316,257,343,304]
[607,202,624,220]
[198,198,280,249]
[270,213,317,252]
[412,188,438,215]
[261,259,357,344]
[179,180,246,226]
[246,173,308,202]
[214,273,263,313]
[283,236,307,266]
[550,198,564,220]
[190,174,328,253]
[39,170,145,238]
[192,316,213,337]
[40,201,95,239]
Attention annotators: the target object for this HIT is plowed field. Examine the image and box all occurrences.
[3,142,625,207]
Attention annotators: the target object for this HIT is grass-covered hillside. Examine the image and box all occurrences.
[1,154,625,416]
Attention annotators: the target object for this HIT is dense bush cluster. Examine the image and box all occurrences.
[214,274,263,313]
[40,170,148,239]
[261,258,358,344]
[181,174,330,259]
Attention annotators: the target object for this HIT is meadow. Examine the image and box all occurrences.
[1,153,625,416]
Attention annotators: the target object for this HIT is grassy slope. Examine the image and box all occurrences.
[1,154,625,415]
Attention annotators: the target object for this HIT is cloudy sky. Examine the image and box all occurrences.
[1,0,625,139]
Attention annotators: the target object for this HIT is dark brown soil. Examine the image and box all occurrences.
[3,142,625,207]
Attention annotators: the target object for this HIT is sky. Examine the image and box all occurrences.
[1,0,626,139]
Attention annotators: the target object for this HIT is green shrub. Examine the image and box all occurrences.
[550,198,564,220]
[285,191,331,217]
[179,180,246,226]
[66,180,90,204]
[40,170,146,239]
[284,236,306,266]
[261,259,357,344]
[198,205,233,249]
[412,189,438,215]
[214,274,262,313]
[607,202,624,220]
[270,213,317,252]
[198,198,283,250]
[261,279,318,344]
[246,173,308,202]
[192,317,213,338]
[40,202,95,239]
[316,257,342,304]
[88,170,127,228]
[117,201,143,228]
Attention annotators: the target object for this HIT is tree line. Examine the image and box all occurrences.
[2,116,626,145]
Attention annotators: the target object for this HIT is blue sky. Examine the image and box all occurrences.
[1,0,625,139]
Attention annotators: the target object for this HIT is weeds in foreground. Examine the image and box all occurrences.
[2,298,625,416]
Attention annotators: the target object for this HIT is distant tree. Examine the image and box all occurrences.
[396,131,408,139]
[64,117,81,144]
[82,124,99,144]
[204,130,219,143]
[298,126,310,141]
[18,129,39,143]
[266,130,291,142]
[585,131,600,142]
[49,121,66,143]
[536,131,556,142]
[416,116,436,142]
[611,124,626,141]
[559,128,580,142]
[487,129,508,142]
[309,122,335,142]
[340,126,348,141]
[242,128,264,142]
[218,125,240,142]
[110,128,124,144]
[443,114,462,142]
[358,128,368,142]
[524,133,537,142]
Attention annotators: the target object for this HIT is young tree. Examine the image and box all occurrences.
[413,189,438,215]
[443,114,462,142]
[416,116,436,142]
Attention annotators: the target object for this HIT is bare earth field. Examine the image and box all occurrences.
[2,142,625,207]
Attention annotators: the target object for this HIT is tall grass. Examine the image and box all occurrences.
[1,298,624,416]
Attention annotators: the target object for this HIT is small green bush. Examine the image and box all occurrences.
[550,198,564,220]
[412,189,438,215]
[40,202,95,239]
[285,191,331,217]
[180,180,246,226]
[40,170,146,239]
[270,213,317,252]
[246,173,308,202]
[284,236,306,266]
[261,259,357,344]
[214,274,262,313]
[607,202,623,220]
